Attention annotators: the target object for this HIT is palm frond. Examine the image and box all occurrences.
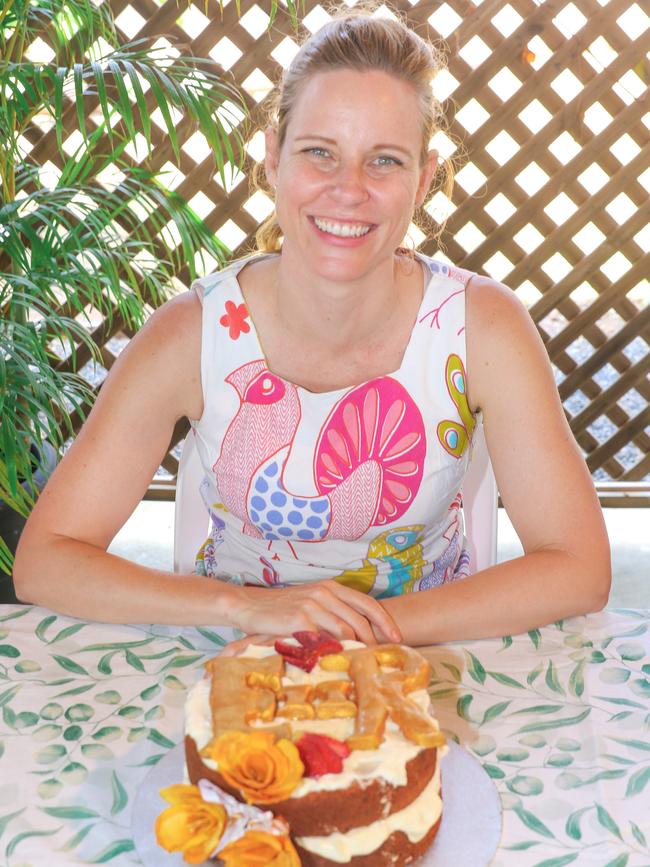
[1,0,306,552]
[0,0,116,63]
[5,162,230,321]
[2,43,247,190]
[0,534,16,577]
[1,319,94,494]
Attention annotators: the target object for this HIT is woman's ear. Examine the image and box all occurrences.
[265,126,280,189]
[415,150,439,207]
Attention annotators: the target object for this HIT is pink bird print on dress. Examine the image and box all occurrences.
[213,360,426,542]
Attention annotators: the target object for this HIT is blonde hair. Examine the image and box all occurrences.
[252,3,456,255]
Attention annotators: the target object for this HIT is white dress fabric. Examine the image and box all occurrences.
[189,250,478,598]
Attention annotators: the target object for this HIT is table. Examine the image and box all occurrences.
[0,605,649,866]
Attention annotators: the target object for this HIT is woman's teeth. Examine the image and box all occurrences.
[313,218,372,238]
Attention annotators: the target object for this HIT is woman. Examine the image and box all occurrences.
[13,9,610,645]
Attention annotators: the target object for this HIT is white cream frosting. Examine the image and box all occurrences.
[185,676,431,794]
[184,640,443,795]
[296,759,442,861]
[184,640,445,860]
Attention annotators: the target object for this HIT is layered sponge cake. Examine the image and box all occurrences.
[182,632,446,865]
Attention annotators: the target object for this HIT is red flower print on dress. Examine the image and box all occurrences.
[220,300,250,340]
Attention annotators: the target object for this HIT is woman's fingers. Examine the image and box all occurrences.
[299,587,376,643]
[230,583,402,646]
[300,603,372,644]
[325,582,402,643]
[299,586,389,645]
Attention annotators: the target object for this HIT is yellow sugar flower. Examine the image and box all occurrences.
[209,730,304,804]
[219,830,301,867]
[155,784,227,865]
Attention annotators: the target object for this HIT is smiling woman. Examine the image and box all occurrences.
[263,67,436,283]
[13,2,610,650]
[253,7,454,260]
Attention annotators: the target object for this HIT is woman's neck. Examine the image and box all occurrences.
[271,246,424,351]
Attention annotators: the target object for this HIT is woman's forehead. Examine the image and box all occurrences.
[285,68,422,145]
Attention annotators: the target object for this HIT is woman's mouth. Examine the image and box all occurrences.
[311,216,376,238]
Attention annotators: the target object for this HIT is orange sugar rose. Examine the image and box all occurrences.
[155,784,227,865]
[219,830,301,867]
[209,730,304,804]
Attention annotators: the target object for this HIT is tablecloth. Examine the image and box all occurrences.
[1,604,649,866]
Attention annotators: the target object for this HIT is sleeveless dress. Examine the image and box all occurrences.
[189,250,478,598]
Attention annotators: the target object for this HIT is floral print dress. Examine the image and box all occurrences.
[189,250,477,598]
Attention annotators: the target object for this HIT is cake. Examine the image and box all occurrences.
[158,632,446,865]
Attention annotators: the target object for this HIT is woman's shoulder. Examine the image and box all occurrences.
[144,289,203,342]
[413,252,531,331]
[124,291,203,413]
[191,251,277,301]
[415,252,478,288]
[465,273,532,336]
[465,274,547,414]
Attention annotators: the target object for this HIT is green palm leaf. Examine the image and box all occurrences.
[0,0,303,571]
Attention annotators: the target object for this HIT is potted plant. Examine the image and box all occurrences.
[0,0,300,597]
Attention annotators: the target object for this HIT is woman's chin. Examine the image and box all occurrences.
[304,239,395,282]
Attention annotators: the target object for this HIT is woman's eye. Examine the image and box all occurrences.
[304,147,330,158]
[374,155,401,167]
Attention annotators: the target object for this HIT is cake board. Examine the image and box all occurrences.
[132,740,502,866]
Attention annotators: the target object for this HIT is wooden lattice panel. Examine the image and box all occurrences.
[28,0,650,498]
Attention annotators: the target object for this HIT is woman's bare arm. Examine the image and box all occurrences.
[13,291,399,642]
[377,278,611,645]
[13,292,224,623]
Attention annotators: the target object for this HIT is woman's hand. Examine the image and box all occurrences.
[219,634,276,657]
[230,580,401,646]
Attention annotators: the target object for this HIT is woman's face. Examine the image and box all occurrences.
[265,68,438,283]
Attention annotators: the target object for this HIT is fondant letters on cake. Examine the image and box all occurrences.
[204,645,445,751]
[205,655,291,741]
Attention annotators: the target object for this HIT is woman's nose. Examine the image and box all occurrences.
[328,163,370,203]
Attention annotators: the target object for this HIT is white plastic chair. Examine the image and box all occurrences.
[462,419,498,573]
[173,429,210,574]
[173,422,498,575]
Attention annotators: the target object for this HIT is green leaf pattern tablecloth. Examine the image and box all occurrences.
[0,605,649,866]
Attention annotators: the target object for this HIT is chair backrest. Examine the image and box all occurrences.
[173,430,210,574]
[173,422,498,575]
[462,419,498,573]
